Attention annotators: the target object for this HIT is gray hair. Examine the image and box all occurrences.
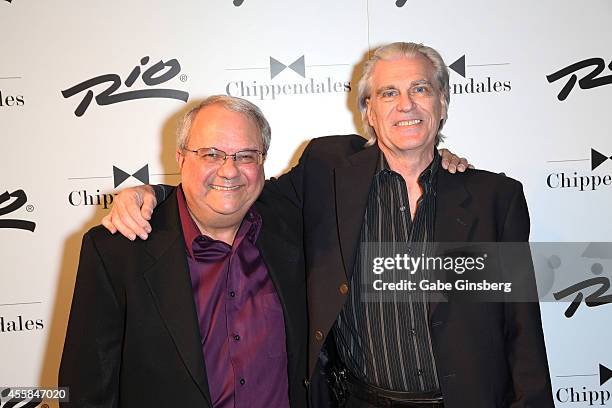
[176,95,272,153]
[357,42,451,147]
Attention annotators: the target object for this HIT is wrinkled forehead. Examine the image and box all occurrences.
[370,54,437,88]
[189,105,262,150]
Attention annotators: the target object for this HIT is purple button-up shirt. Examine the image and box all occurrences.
[177,186,289,408]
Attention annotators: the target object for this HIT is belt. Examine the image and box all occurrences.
[339,369,444,408]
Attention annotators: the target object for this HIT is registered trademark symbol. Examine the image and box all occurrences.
[26,204,34,212]
[180,74,188,82]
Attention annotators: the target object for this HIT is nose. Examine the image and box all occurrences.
[216,156,240,179]
[397,92,415,112]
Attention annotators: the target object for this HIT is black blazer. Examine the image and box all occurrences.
[59,187,308,408]
[269,135,554,408]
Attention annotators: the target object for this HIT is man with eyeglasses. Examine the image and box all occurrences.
[59,95,308,408]
[98,42,553,408]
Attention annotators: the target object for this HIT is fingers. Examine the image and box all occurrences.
[141,191,157,223]
[101,214,117,234]
[121,189,153,240]
[439,148,470,174]
[101,187,154,240]
[439,148,456,173]
[458,157,469,172]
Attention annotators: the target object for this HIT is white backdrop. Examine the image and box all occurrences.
[1,0,611,406]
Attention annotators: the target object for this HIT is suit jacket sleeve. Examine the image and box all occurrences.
[501,184,554,407]
[264,140,314,210]
[59,232,124,408]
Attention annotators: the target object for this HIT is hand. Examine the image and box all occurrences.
[439,148,473,173]
[101,185,157,240]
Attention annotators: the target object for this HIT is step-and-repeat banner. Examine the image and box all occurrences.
[1,0,610,406]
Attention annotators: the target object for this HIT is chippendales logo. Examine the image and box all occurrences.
[555,364,612,406]
[547,57,612,101]
[0,189,36,232]
[447,54,512,96]
[61,56,189,117]
[68,164,151,210]
[68,164,179,210]
[0,89,24,107]
[546,148,612,192]
[225,54,351,101]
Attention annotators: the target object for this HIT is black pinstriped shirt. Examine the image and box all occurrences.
[333,150,441,393]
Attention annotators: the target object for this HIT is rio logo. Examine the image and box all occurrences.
[552,244,612,317]
[0,190,36,232]
[61,56,189,117]
[547,57,612,101]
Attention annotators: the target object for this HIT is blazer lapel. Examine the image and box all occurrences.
[430,171,475,319]
[334,144,380,279]
[434,171,474,243]
[142,191,212,405]
[254,215,304,381]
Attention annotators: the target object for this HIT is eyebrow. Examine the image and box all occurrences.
[374,80,434,96]
[410,79,434,87]
[375,85,398,96]
[208,146,262,152]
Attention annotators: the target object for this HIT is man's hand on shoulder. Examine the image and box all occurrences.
[439,148,473,173]
[101,185,157,241]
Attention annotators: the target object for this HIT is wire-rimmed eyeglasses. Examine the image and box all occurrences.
[182,147,266,165]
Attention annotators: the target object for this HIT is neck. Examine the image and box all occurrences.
[187,206,244,245]
[381,146,435,220]
[382,147,434,186]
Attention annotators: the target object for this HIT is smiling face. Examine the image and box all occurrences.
[366,54,446,159]
[176,104,265,234]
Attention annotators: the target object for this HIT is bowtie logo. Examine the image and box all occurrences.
[601,364,612,386]
[113,164,149,188]
[269,56,305,79]
[592,148,612,171]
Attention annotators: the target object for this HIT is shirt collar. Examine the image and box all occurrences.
[377,148,441,190]
[176,184,262,259]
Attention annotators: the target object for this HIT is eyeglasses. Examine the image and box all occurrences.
[182,147,266,165]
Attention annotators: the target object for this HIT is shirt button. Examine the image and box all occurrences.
[339,283,349,295]
[303,378,310,387]
[234,334,240,341]
[314,330,324,341]
[229,291,236,297]
[240,378,246,385]
[417,369,423,376]
[399,205,406,212]
[409,328,416,336]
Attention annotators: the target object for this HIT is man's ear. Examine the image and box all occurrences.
[366,98,375,127]
[176,150,184,169]
[440,95,448,121]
